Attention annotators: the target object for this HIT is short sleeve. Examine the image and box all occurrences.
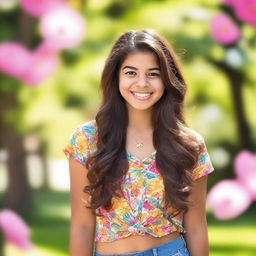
[191,134,214,181]
[63,126,91,166]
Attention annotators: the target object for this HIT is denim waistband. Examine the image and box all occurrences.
[95,235,187,256]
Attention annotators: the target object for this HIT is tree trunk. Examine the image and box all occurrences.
[0,11,36,215]
[209,59,254,150]
[227,70,254,150]
[2,124,32,215]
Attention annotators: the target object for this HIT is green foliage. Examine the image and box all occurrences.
[0,8,20,41]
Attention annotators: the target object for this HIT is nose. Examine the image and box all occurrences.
[137,74,148,87]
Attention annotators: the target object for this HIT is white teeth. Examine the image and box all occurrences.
[133,92,152,97]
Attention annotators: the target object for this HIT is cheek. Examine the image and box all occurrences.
[156,82,165,95]
[119,77,131,92]
[118,80,129,100]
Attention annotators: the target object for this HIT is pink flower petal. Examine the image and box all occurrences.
[234,150,256,199]
[207,180,252,219]
[234,0,256,26]
[20,0,64,16]
[210,13,240,44]
[21,46,58,86]
[0,209,33,250]
[35,39,60,55]
[39,4,85,50]
[0,42,32,78]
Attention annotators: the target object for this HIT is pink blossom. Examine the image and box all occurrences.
[39,5,85,50]
[207,180,251,219]
[0,209,33,250]
[20,0,64,16]
[210,13,240,44]
[234,150,256,199]
[0,42,32,78]
[34,39,60,55]
[233,0,256,26]
[21,46,58,86]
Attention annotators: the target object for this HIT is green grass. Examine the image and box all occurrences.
[29,190,70,255]
[208,204,256,256]
[3,190,256,256]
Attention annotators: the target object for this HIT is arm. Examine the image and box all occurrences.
[69,157,96,256]
[183,175,209,256]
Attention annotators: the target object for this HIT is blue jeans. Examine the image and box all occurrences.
[94,236,190,256]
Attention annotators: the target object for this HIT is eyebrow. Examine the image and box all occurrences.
[122,65,160,71]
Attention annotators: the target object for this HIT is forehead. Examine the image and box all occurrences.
[121,50,159,67]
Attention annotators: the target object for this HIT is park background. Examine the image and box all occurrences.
[0,0,256,255]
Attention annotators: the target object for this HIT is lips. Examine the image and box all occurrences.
[131,91,153,100]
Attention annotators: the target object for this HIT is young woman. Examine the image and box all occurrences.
[63,29,214,256]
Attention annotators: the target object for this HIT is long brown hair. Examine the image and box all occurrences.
[84,29,199,216]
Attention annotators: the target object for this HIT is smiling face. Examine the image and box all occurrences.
[118,50,165,114]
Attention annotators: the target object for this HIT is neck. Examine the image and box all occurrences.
[127,107,153,132]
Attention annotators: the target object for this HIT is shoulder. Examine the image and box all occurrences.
[75,119,97,133]
[63,120,97,165]
[69,120,98,150]
[72,120,97,140]
[179,126,214,180]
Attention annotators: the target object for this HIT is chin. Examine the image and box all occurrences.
[127,104,154,112]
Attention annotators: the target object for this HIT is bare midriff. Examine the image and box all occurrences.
[95,231,180,254]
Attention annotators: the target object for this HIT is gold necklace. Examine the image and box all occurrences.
[130,133,144,148]
[136,142,144,149]
[128,130,152,149]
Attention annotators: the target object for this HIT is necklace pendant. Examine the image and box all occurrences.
[136,143,143,148]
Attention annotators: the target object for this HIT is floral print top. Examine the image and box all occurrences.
[63,120,214,242]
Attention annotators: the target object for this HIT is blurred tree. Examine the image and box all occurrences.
[170,2,255,152]
[0,10,36,215]
[0,0,88,216]
[208,56,252,150]
[207,4,254,151]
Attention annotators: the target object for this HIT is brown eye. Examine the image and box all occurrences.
[148,72,160,77]
[125,71,136,76]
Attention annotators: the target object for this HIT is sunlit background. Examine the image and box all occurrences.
[0,0,256,255]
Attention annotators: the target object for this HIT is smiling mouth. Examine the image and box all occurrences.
[131,91,153,100]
